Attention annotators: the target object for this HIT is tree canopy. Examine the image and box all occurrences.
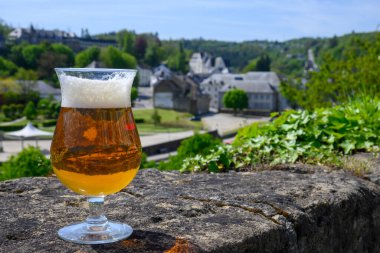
[281,34,380,109]
[223,89,248,114]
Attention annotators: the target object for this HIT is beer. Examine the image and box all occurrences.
[51,71,141,197]
[52,68,141,244]
[51,107,141,196]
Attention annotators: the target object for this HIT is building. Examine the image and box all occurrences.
[201,72,288,114]
[150,64,172,86]
[189,52,229,77]
[8,26,116,52]
[137,66,152,87]
[19,80,61,100]
[153,75,210,114]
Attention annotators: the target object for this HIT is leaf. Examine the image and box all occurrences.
[339,140,356,154]
[208,161,219,173]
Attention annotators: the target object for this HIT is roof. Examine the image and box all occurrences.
[19,81,61,95]
[35,81,61,95]
[202,72,281,94]
[220,80,276,93]
[5,122,53,138]
[203,72,280,84]
[155,75,207,99]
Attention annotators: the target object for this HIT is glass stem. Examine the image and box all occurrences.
[86,197,108,232]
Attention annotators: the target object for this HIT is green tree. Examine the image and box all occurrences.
[22,44,44,69]
[0,57,18,77]
[23,101,37,120]
[15,68,38,80]
[0,146,51,181]
[151,110,161,125]
[134,36,148,60]
[243,54,271,73]
[131,87,138,103]
[177,42,187,73]
[51,44,75,66]
[144,43,161,66]
[37,43,75,81]
[75,46,101,67]
[223,89,248,115]
[117,30,135,55]
[281,34,380,109]
[158,133,221,170]
[100,46,137,69]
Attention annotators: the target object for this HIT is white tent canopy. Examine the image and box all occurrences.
[4,122,53,149]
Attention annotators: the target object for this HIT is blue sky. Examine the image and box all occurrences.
[1,0,379,41]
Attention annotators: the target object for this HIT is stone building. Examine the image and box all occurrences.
[153,75,210,115]
[137,66,152,87]
[150,64,172,86]
[189,52,229,76]
[201,72,288,114]
[8,26,116,52]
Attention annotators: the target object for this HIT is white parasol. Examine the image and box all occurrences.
[4,122,53,149]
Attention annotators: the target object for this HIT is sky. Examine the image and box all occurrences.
[1,0,379,42]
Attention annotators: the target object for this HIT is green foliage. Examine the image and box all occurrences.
[166,42,188,73]
[100,46,137,69]
[75,46,101,67]
[140,152,157,169]
[23,101,37,120]
[37,96,60,119]
[15,68,38,80]
[2,104,24,120]
[0,57,18,77]
[144,44,161,66]
[117,30,136,55]
[182,96,380,172]
[0,146,51,181]
[223,89,248,114]
[159,133,222,171]
[22,44,44,69]
[151,109,161,125]
[131,87,138,102]
[243,54,271,73]
[282,34,380,109]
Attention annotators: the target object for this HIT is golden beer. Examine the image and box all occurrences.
[51,107,141,196]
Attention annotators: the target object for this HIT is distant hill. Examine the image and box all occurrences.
[160,32,378,77]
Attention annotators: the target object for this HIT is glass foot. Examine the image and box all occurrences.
[58,221,133,244]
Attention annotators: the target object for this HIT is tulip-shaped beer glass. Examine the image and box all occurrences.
[51,68,141,244]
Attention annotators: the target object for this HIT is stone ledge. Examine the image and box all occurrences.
[0,167,379,253]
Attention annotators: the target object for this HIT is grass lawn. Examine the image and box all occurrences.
[1,109,203,135]
[133,108,202,130]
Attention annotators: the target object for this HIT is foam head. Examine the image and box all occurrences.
[55,69,137,108]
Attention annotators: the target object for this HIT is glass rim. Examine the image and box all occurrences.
[55,68,137,73]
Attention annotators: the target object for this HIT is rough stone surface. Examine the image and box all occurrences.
[0,167,380,253]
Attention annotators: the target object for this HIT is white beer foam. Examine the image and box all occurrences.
[59,74,134,108]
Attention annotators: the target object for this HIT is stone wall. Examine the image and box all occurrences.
[0,166,379,252]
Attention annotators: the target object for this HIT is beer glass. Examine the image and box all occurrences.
[51,68,141,244]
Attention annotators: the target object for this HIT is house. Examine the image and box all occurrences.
[150,64,172,86]
[153,75,210,114]
[8,26,116,52]
[189,52,229,77]
[137,66,152,87]
[201,72,288,114]
[19,81,61,100]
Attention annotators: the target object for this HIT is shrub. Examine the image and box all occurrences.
[181,96,380,173]
[23,101,37,120]
[151,110,161,125]
[0,146,52,181]
[140,152,157,169]
[158,133,221,170]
